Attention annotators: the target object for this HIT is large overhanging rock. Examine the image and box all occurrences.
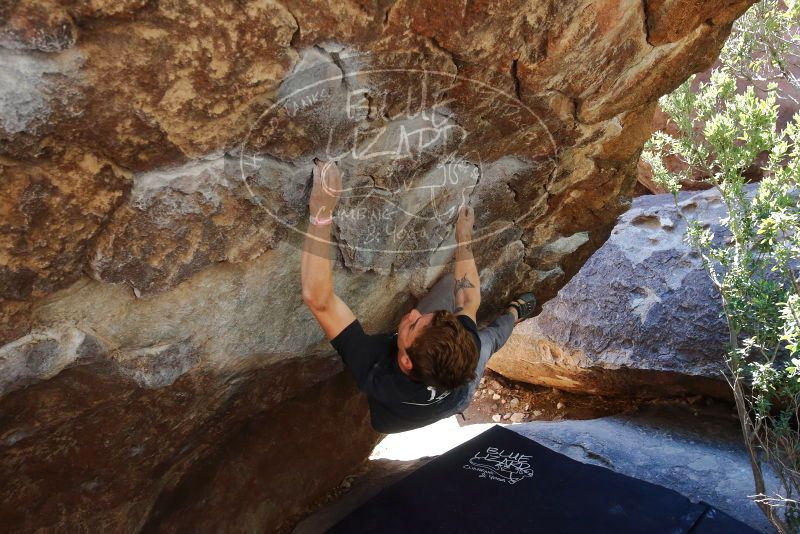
[0,0,754,531]
[0,352,378,532]
[489,187,749,399]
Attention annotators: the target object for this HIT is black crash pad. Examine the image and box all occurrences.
[329,425,758,534]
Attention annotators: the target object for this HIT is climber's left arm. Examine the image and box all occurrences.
[301,160,357,340]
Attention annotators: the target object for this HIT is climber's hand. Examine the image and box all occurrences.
[455,203,474,243]
[310,158,342,220]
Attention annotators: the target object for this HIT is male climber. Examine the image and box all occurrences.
[301,159,537,433]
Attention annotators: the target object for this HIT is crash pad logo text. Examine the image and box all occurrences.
[463,446,534,484]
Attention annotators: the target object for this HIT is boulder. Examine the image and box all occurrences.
[0,0,755,530]
[489,187,748,398]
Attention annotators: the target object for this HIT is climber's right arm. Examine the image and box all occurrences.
[301,160,356,340]
[454,204,481,322]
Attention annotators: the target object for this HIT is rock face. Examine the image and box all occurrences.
[0,0,754,531]
[1,354,377,533]
[489,187,748,398]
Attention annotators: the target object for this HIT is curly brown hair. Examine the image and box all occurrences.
[406,309,479,390]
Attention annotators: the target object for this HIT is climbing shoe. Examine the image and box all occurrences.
[508,292,537,323]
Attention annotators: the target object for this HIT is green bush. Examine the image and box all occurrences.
[719,0,800,99]
[641,3,800,531]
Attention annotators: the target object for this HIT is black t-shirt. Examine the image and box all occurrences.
[330,315,481,434]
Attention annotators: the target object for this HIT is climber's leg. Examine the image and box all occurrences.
[473,312,515,378]
[451,311,516,412]
[415,272,456,314]
[477,311,516,357]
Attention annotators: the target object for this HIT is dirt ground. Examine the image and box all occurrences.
[459,369,735,425]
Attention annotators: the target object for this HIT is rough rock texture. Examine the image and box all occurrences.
[644,0,755,46]
[0,0,755,531]
[489,187,749,398]
[0,353,377,533]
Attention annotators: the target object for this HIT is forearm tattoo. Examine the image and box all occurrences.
[455,275,475,290]
[454,275,475,311]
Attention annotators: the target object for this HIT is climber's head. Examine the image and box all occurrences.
[397,308,479,390]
